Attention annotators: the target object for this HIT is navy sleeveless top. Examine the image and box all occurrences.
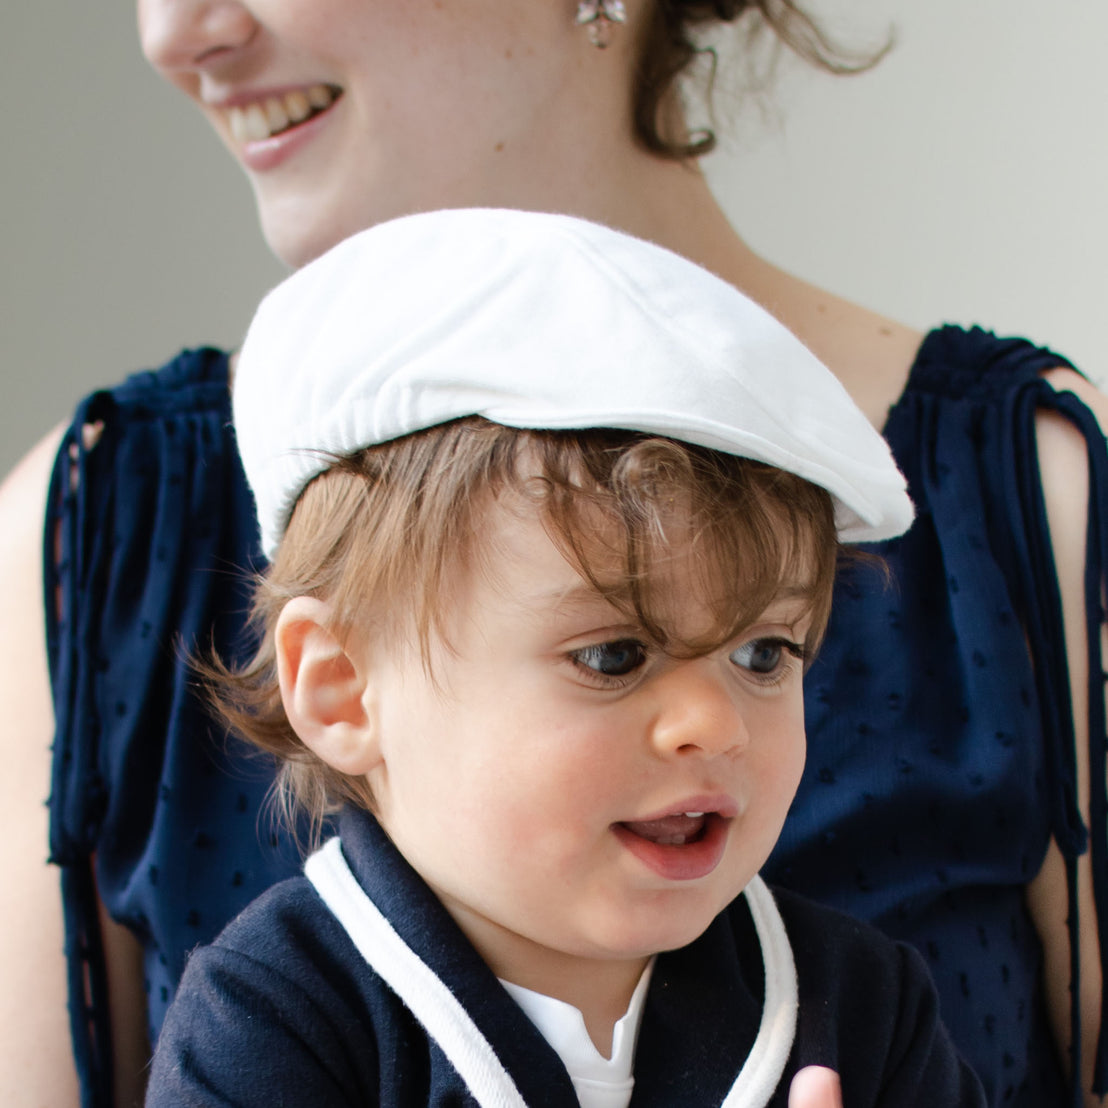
[46,329,1107,1107]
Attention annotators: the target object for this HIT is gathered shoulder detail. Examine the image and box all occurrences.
[904,325,1075,402]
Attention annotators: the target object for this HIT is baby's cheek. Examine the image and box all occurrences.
[759,726,807,813]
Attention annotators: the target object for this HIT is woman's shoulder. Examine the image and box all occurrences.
[749,271,1073,425]
[0,420,65,538]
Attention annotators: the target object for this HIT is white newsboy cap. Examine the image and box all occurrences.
[234,208,913,559]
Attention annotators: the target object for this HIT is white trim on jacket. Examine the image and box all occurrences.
[305,836,798,1108]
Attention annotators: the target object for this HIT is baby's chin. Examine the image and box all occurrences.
[580,885,749,960]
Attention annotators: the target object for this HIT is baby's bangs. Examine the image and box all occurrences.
[674,467,840,657]
[527,435,840,657]
[273,421,840,662]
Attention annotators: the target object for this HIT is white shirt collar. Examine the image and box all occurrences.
[499,959,655,1108]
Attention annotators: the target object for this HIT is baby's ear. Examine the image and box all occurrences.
[275,596,382,776]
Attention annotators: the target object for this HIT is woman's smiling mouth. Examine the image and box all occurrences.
[227,84,342,144]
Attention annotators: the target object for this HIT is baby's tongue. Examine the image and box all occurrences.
[622,813,705,845]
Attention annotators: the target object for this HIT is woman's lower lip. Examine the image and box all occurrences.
[612,815,730,881]
[237,103,336,173]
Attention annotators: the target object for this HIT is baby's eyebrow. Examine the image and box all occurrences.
[524,577,818,608]
[521,581,626,613]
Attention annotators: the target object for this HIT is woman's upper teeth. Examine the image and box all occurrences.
[228,84,337,143]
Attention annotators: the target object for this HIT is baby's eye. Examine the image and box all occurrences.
[570,639,648,678]
[730,637,803,678]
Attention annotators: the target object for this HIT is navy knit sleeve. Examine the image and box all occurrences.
[146,942,379,1107]
[779,888,986,1107]
[871,942,988,1106]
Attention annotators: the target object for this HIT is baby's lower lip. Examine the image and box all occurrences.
[613,813,730,881]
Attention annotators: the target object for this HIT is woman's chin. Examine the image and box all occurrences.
[258,207,338,270]
[257,191,415,269]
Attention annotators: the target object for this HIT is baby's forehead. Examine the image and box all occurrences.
[468,491,819,634]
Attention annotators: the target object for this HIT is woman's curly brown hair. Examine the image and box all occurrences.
[636,0,889,158]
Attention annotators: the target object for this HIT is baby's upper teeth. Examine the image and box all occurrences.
[228,84,337,144]
[684,811,705,818]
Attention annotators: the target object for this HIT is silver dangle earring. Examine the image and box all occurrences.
[576,0,626,49]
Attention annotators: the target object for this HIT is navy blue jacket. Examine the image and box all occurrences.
[147,808,984,1107]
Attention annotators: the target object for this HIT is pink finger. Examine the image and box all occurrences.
[788,1065,843,1108]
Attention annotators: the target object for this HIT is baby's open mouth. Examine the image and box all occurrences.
[618,812,711,846]
[613,810,731,881]
[228,84,343,143]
